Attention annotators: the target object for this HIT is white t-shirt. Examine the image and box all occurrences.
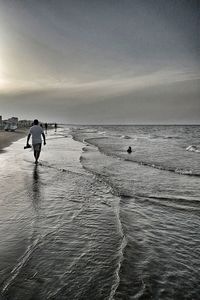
[29,125,44,145]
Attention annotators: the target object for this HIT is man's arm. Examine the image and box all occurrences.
[27,133,31,145]
[42,133,46,145]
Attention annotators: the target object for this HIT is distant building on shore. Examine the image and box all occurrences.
[18,120,32,128]
[0,116,48,130]
[3,117,18,131]
[8,117,18,124]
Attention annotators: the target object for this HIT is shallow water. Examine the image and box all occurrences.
[0,126,200,299]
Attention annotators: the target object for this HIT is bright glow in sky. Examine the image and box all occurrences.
[0,0,199,124]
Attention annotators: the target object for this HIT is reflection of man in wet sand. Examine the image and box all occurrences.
[26,119,46,164]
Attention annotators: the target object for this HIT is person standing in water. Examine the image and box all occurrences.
[26,119,46,164]
[44,123,48,134]
[54,123,57,132]
[127,146,132,154]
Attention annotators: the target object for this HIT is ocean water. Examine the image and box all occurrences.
[0,125,199,300]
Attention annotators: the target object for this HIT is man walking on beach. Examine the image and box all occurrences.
[26,119,46,164]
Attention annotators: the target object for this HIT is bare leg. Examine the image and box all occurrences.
[35,150,41,164]
[33,144,41,164]
[34,150,37,162]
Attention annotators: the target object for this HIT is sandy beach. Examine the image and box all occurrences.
[0,129,28,152]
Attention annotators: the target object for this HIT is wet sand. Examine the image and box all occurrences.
[0,129,28,152]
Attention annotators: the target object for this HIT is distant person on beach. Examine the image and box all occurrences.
[44,123,48,134]
[127,146,132,154]
[54,123,57,132]
[26,119,46,164]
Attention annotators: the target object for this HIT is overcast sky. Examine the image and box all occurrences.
[0,0,199,124]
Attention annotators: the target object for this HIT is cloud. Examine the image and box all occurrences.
[1,67,199,97]
[1,75,199,124]
[0,0,199,123]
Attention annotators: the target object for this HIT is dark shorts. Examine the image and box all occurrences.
[33,143,41,151]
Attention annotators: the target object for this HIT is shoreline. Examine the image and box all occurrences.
[0,129,28,152]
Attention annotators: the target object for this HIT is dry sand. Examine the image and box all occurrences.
[0,129,28,152]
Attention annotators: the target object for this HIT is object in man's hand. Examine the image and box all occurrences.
[24,143,32,149]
